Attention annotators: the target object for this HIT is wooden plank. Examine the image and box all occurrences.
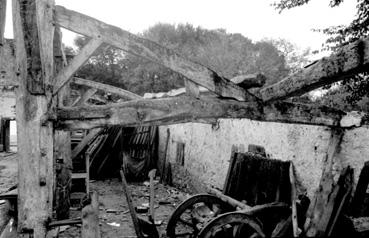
[71,128,100,159]
[304,129,344,237]
[350,161,369,217]
[54,5,252,101]
[13,0,55,236]
[230,73,266,89]
[55,96,345,130]
[289,163,299,237]
[185,79,200,98]
[53,37,103,95]
[73,88,98,106]
[81,192,101,238]
[259,38,369,102]
[120,170,145,238]
[0,0,5,45]
[73,77,142,100]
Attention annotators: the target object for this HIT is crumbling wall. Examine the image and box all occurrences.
[0,91,16,118]
[158,119,369,198]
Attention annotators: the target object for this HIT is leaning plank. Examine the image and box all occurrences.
[304,129,344,237]
[54,6,252,101]
[73,77,142,100]
[55,96,345,130]
[71,128,101,159]
[259,38,369,102]
[53,38,103,95]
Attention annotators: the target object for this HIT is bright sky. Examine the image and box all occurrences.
[3,0,357,52]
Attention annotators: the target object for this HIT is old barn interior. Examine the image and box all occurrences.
[1,0,369,237]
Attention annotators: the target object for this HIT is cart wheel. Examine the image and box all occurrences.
[197,212,265,238]
[166,194,234,238]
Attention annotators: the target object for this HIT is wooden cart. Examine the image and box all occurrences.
[166,150,304,238]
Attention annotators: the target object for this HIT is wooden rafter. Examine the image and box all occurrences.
[53,37,103,95]
[72,77,142,100]
[54,96,346,130]
[259,38,369,102]
[54,5,253,101]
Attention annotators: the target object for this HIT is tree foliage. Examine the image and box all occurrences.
[274,0,369,112]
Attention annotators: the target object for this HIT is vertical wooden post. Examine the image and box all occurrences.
[0,0,6,45]
[81,191,101,238]
[3,119,10,152]
[54,26,73,220]
[12,0,55,236]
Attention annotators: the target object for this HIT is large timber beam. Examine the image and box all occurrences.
[72,77,142,100]
[259,38,369,102]
[54,5,252,101]
[54,96,345,130]
[13,0,55,236]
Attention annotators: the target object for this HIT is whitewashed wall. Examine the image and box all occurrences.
[159,119,369,198]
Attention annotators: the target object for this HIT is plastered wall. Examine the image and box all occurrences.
[158,119,369,198]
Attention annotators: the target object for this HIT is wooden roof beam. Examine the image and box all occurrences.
[54,96,345,130]
[54,5,253,101]
[72,77,142,100]
[259,38,369,102]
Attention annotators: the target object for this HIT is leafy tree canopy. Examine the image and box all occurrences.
[273,0,369,112]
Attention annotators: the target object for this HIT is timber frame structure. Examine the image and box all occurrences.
[0,0,369,236]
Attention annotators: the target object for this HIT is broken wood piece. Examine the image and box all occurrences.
[71,128,100,159]
[120,170,145,238]
[160,129,170,184]
[304,129,344,237]
[48,218,82,227]
[272,215,292,237]
[207,187,252,210]
[289,163,299,237]
[81,191,101,238]
[73,77,142,100]
[148,169,157,223]
[184,79,200,98]
[326,166,354,236]
[350,161,369,217]
[230,73,266,89]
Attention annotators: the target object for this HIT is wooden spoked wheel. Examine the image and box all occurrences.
[197,212,265,238]
[166,194,234,238]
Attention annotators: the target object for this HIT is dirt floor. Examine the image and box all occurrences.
[0,152,193,238]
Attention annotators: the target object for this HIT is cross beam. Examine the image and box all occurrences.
[55,96,346,130]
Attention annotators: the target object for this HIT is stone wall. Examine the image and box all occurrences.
[158,119,369,198]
